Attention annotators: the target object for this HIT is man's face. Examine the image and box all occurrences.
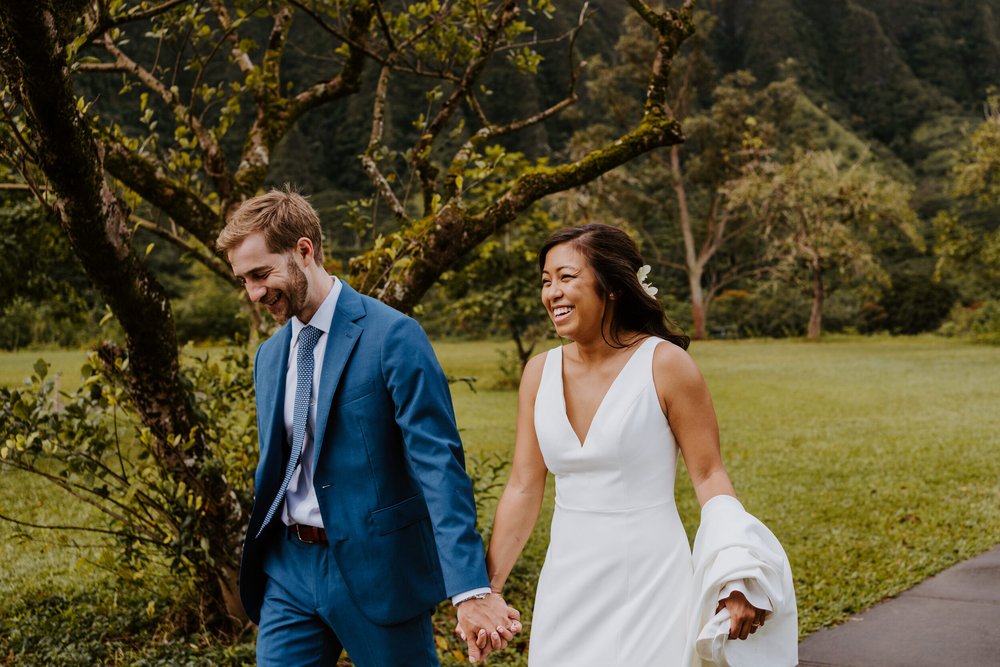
[228,232,309,324]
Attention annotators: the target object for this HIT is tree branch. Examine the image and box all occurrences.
[209,0,256,78]
[132,214,240,289]
[83,0,189,44]
[233,2,372,198]
[102,135,221,246]
[100,34,234,200]
[0,510,165,545]
[360,64,407,222]
[352,115,685,310]
[0,1,209,476]
[410,0,519,210]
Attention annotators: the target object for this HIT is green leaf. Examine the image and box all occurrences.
[33,359,48,381]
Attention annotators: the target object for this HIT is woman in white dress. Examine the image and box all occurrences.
[482,224,769,666]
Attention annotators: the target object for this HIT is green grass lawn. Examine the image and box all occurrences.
[2,336,999,658]
[0,348,91,390]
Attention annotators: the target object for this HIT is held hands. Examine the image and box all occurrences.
[455,593,522,663]
[716,590,766,641]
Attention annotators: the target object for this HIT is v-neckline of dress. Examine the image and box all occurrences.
[559,338,650,448]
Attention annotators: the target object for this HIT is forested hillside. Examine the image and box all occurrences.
[267,0,999,215]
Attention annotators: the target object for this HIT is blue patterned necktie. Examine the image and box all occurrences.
[257,324,323,538]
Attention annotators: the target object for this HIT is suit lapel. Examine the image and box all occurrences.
[312,282,365,463]
[255,324,291,503]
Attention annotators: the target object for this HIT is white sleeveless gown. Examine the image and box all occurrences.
[528,337,693,666]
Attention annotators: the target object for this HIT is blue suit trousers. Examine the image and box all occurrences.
[256,530,440,667]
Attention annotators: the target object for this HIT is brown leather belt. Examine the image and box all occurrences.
[288,524,328,544]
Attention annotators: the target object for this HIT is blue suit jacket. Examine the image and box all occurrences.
[239,282,489,625]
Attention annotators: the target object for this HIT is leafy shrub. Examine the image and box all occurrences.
[172,270,250,344]
[938,301,1000,344]
[433,451,539,667]
[0,347,257,625]
[1,351,543,665]
[0,588,255,666]
[711,287,810,338]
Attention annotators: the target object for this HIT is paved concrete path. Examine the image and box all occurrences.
[797,544,1000,666]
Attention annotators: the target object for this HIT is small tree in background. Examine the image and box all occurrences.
[551,11,796,338]
[934,92,1000,297]
[727,150,921,338]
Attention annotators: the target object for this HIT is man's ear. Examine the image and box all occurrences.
[296,237,315,264]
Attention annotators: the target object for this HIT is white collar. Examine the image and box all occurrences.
[290,275,341,343]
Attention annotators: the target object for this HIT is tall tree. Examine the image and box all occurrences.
[0,0,698,628]
[727,150,921,338]
[552,12,795,338]
[933,91,1000,302]
[0,0,246,624]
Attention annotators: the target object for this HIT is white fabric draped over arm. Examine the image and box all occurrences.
[683,494,798,667]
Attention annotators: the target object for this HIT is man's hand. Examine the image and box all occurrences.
[716,590,766,641]
[455,593,521,663]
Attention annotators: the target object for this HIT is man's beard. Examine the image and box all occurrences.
[268,257,310,324]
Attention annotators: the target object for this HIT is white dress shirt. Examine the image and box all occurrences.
[281,276,341,527]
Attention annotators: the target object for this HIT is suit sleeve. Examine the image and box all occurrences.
[380,316,490,596]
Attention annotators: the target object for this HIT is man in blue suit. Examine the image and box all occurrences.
[217,189,519,665]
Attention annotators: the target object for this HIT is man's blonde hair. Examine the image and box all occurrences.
[216,186,324,260]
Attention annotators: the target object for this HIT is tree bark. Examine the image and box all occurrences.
[808,258,824,339]
[671,143,711,339]
[690,274,708,340]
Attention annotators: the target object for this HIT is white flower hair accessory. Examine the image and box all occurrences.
[637,264,658,297]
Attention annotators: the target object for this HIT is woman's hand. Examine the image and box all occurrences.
[716,590,766,640]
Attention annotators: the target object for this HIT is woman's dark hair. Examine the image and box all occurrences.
[539,224,690,350]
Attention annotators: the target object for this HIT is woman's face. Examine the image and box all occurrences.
[541,242,608,341]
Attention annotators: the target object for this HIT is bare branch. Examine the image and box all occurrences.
[132,214,240,288]
[287,0,381,62]
[0,509,165,545]
[83,0,189,44]
[372,0,397,53]
[0,460,155,535]
[75,61,124,72]
[209,0,256,77]
[360,64,407,222]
